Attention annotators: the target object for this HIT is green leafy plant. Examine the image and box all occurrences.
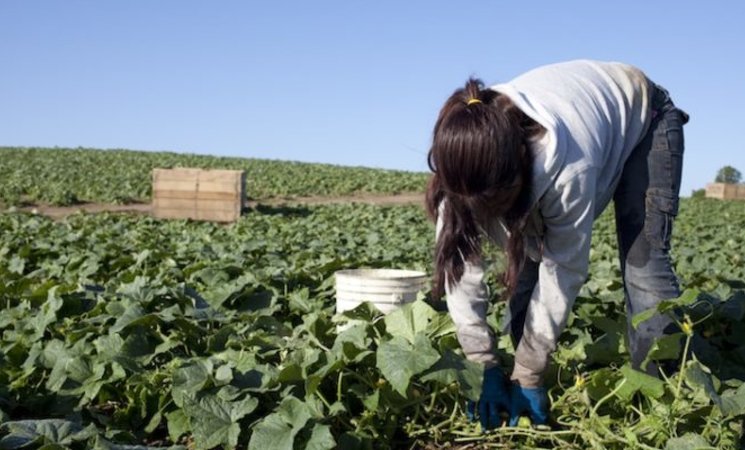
[1,193,745,448]
[0,147,428,206]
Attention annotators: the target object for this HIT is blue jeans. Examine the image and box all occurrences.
[509,83,689,375]
[614,83,688,372]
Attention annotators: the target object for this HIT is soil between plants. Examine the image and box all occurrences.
[9,192,426,220]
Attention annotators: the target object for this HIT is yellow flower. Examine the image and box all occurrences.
[681,315,694,336]
[574,374,586,389]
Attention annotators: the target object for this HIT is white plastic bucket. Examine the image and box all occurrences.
[334,269,429,315]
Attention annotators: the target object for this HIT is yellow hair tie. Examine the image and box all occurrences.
[467,98,482,106]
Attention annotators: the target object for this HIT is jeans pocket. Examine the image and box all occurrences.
[649,107,686,196]
[644,188,678,250]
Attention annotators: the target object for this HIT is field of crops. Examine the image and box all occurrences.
[1,192,745,449]
[0,147,428,206]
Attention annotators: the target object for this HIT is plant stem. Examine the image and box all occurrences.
[675,333,693,401]
[344,369,375,390]
[336,370,344,401]
[590,379,627,417]
[315,389,332,410]
[306,331,331,352]
[425,385,439,413]
[399,384,451,410]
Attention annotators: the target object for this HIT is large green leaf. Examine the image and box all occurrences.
[586,367,621,402]
[42,340,101,394]
[247,396,314,450]
[331,322,372,363]
[8,255,25,275]
[719,382,745,416]
[110,302,146,333]
[202,273,255,308]
[641,333,683,370]
[116,276,164,304]
[0,420,96,449]
[615,365,666,401]
[171,359,213,407]
[664,433,712,450]
[25,288,63,342]
[92,435,187,450]
[632,289,700,329]
[376,334,440,396]
[247,414,294,450]
[165,410,189,444]
[383,300,437,343]
[181,393,258,450]
[276,396,314,431]
[685,361,721,408]
[305,424,335,450]
[420,350,482,401]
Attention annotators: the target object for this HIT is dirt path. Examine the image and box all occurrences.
[266,192,424,206]
[10,192,425,220]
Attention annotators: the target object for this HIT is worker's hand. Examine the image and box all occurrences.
[466,366,510,431]
[508,384,549,427]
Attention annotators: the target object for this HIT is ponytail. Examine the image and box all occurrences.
[426,78,539,300]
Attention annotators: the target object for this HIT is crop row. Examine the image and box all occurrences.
[0,147,428,206]
[1,199,745,448]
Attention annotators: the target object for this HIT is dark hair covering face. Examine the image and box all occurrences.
[425,78,539,300]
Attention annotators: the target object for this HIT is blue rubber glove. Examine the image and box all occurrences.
[509,384,549,426]
[466,366,509,430]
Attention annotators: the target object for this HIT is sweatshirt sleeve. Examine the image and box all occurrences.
[435,204,500,368]
[511,168,597,387]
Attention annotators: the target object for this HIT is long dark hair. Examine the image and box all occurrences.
[425,78,540,300]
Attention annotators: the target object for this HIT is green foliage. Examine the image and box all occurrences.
[691,188,706,199]
[0,147,428,206]
[715,165,742,184]
[1,197,745,448]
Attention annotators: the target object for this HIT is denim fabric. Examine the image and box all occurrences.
[508,259,539,347]
[613,83,688,374]
[507,83,688,376]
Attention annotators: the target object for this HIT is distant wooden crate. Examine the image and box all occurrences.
[152,168,246,222]
[705,183,745,200]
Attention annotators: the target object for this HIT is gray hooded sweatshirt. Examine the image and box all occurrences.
[438,60,654,387]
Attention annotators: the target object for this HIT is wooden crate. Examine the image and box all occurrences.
[152,168,246,222]
[705,183,745,200]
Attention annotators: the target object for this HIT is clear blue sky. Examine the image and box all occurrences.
[1,1,743,195]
